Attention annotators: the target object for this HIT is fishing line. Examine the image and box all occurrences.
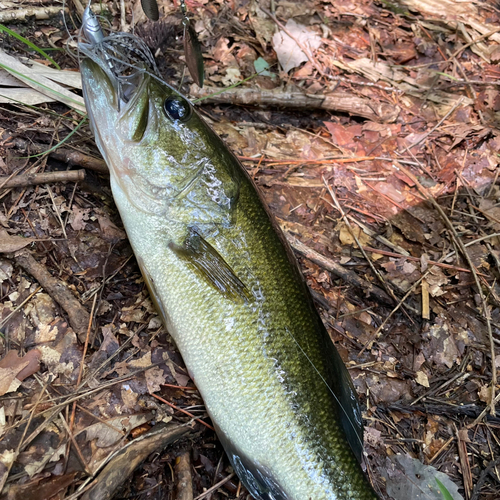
[283,327,364,452]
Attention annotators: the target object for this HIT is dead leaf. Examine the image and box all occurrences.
[145,366,166,394]
[381,454,464,500]
[415,370,430,387]
[0,229,33,253]
[84,414,149,448]
[129,351,152,368]
[68,206,91,231]
[272,19,321,73]
[478,384,492,403]
[0,350,41,396]
[365,426,383,447]
[339,223,371,247]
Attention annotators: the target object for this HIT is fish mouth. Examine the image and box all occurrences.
[79,31,159,107]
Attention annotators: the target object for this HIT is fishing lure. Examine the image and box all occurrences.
[139,0,204,87]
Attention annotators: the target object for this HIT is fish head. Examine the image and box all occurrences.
[80,33,240,225]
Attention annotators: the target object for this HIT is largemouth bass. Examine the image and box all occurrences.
[79,11,379,500]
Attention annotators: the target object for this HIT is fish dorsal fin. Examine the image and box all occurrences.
[169,228,250,303]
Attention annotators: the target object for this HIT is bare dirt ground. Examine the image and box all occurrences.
[0,0,499,498]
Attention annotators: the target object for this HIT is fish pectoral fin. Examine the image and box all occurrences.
[169,228,250,303]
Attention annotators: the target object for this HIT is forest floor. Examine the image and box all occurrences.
[0,0,500,499]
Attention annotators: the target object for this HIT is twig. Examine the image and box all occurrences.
[359,272,427,355]
[58,413,91,475]
[396,164,497,415]
[4,365,161,435]
[46,184,67,240]
[0,169,85,190]
[323,176,403,309]
[470,456,500,500]
[238,155,379,165]
[452,26,500,60]
[456,426,473,498]
[190,87,400,123]
[14,250,90,339]
[193,473,236,500]
[362,246,487,275]
[120,0,127,32]
[151,393,215,431]
[175,451,194,500]
[398,97,464,154]
[0,6,68,22]
[428,436,454,464]
[66,295,97,472]
[284,233,393,305]
[5,135,108,173]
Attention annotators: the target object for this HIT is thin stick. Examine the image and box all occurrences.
[0,377,49,491]
[46,184,67,240]
[0,170,85,189]
[151,393,215,431]
[398,97,464,154]
[397,163,497,415]
[0,286,42,330]
[323,176,404,311]
[193,473,236,500]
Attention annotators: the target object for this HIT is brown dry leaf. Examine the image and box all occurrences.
[338,223,371,247]
[426,266,448,297]
[84,414,149,448]
[120,306,145,323]
[145,366,167,394]
[68,207,91,231]
[0,449,16,485]
[0,259,13,284]
[0,229,33,253]
[415,370,430,388]
[129,351,152,368]
[25,292,57,327]
[272,19,321,73]
[0,350,41,396]
[425,322,461,369]
[95,211,126,242]
[121,386,139,408]
[478,198,500,230]
[365,427,383,447]
[3,472,76,500]
[478,384,492,403]
[38,327,81,383]
[249,3,275,50]
[366,374,410,404]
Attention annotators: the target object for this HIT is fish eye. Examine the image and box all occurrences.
[163,96,191,122]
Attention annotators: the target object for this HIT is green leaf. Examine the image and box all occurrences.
[436,478,454,500]
[0,24,60,69]
[253,57,275,78]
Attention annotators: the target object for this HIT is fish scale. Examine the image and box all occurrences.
[79,12,380,499]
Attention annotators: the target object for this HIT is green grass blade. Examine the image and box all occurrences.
[16,117,88,159]
[435,478,454,500]
[0,92,78,120]
[0,24,60,70]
